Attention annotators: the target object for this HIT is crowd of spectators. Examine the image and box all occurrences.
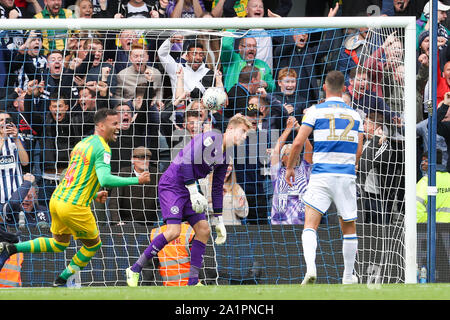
[0,0,447,228]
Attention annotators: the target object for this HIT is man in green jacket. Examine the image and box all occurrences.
[221,34,275,93]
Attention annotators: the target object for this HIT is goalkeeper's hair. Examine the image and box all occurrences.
[94,108,118,124]
[227,113,253,130]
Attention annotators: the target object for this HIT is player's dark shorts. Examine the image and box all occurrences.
[158,174,206,227]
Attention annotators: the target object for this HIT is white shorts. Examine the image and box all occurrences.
[302,174,357,222]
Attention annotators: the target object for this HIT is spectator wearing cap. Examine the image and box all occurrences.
[416,0,450,49]
[108,146,160,225]
[34,0,75,55]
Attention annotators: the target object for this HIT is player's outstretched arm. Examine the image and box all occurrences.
[96,166,150,188]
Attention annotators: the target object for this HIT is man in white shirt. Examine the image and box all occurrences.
[158,34,215,100]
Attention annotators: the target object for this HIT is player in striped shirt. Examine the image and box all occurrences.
[285,70,364,285]
[0,108,150,287]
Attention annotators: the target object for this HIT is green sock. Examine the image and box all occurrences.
[14,237,69,253]
[59,241,102,280]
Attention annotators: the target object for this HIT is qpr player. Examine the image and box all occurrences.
[285,70,364,285]
[126,114,253,286]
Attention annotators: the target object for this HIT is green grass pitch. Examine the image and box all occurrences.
[0,283,449,300]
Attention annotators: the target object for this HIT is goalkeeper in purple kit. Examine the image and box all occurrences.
[126,114,253,286]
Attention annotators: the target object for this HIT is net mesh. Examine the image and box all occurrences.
[0,24,411,287]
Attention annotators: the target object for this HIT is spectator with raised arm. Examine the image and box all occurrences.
[23,81,77,207]
[270,116,312,225]
[158,34,215,101]
[115,43,163,106]
[274,3,339,109]
[416,1,450,49]
[0,112,29,209]
[42,50,80,108]
[221,35,275,93]
[103,29,139,74]
[9,30,47,91]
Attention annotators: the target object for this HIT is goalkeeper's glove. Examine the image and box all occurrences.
[186,183,208,214]
[215,215,227,245]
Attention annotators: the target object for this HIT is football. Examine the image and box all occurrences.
[201,87,227,111]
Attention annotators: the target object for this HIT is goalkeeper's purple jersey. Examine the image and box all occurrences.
[162,130,229,212]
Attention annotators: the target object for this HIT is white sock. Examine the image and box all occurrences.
[342,234,358,279]
[302,228,317,274]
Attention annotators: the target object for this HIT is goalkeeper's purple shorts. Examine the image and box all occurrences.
[158,174,206,226]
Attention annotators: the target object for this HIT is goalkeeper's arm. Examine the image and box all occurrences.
[210,165,228,245]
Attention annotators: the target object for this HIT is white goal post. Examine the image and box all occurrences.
[0,15,417,285]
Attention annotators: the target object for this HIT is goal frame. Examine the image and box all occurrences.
[0,15,417,284]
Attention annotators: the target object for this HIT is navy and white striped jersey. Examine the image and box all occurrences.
[302,97,363,177]
[0,136,24,204]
